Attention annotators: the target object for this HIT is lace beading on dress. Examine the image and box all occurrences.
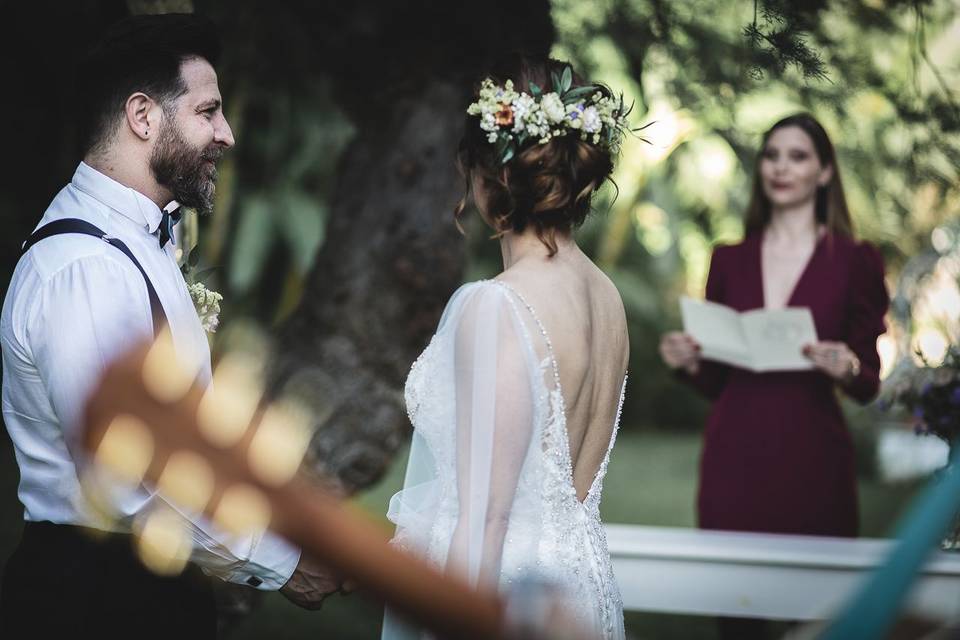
[386,280,626,639]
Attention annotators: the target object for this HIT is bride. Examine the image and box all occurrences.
[383,55,630,639]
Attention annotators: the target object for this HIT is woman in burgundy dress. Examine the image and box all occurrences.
[659,114,889,637]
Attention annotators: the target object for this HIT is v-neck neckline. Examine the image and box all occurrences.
[757,229,825,310]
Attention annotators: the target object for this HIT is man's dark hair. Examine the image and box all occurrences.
[78,13,221,156]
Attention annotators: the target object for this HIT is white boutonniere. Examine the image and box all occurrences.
[180,246,223,334]
[187,281,223,333]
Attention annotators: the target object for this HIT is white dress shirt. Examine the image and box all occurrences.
[1,162,300,590]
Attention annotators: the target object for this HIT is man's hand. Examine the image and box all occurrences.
[279,554,342,610]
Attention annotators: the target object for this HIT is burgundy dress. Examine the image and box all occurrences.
[685,231,889,537]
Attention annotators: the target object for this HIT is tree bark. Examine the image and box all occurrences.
[269,83,468,491]
[265,0,555,492]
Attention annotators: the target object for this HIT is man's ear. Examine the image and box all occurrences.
[125,92,159,141]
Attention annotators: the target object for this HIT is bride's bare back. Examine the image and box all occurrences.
[385,53,631,640]
[498,245,629,501]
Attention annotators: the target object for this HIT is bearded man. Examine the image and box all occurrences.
[0,13,335,638]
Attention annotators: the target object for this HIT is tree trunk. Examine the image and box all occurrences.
[265,0,555,493]
[268,83,467,491]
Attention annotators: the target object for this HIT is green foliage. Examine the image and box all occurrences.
[743,0,830,81]
[191,0,957,431]
[209,75,352,320]
[548,0,960,428]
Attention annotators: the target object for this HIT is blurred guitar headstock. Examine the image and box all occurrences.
[80,330,508,639]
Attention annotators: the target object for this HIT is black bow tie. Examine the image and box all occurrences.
[158,206,182,249]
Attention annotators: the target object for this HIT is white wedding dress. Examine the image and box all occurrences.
[382,280,626,639]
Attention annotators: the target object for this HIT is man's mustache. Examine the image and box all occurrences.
[201,147,224,164]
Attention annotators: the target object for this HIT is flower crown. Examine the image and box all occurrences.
[466,65,631,165]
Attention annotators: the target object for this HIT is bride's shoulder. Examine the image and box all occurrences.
[451,278,530,303]
[435,279,512,333]
[446,279,505,305]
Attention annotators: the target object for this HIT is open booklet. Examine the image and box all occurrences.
[680,296,818,372]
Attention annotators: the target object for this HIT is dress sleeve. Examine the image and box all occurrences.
[841,241,889,404]
[677,246,731,400]
[445,283,538,589]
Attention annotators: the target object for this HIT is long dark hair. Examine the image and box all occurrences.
[743,113,854,238]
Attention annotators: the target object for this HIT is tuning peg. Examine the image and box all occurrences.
[248,398,313,487]
[211,483,272,535]
[133,506,192,576]
[94,413,154,486]
[142,327,203,403]
[155,450,216,515]
[197,352,264,448]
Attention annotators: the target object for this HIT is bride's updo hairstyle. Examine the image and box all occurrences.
[455,54,623,256]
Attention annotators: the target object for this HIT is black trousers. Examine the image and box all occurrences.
[0,521,216,639]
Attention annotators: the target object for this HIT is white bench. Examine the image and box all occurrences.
[606,524,960,621]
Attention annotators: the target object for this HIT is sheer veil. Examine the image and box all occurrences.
[382,279,626,639]
[383,281,553,637]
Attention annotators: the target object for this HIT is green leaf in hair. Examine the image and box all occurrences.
[562,86,597,103]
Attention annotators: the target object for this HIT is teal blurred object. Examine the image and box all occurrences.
[821,447,960,639]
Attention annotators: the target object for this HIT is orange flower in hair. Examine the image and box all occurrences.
[494,104,514,127]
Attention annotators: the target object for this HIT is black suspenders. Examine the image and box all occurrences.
[21,219,168,337]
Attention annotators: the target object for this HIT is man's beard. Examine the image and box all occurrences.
[150,118,223,216]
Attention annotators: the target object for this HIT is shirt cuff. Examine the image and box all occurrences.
[229,531,301,591]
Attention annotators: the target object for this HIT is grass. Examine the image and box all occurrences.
[0,428,925,639]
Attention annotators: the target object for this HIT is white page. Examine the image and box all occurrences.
[741,308,817,371]
[680,297,754,370]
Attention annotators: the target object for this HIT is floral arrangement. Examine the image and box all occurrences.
[883,345,960,550]
[882,345,960,446]
[467,65,633,164]
[187,281,223,333]
[180,246,222,334]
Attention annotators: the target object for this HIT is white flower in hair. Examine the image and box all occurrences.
[466,64,633,164]
[525,110,548,139]
[566,102,584,129]
[480,112,497,133]
[581,106,602,133]
[540,93,566,124]
[511,94,537,131]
